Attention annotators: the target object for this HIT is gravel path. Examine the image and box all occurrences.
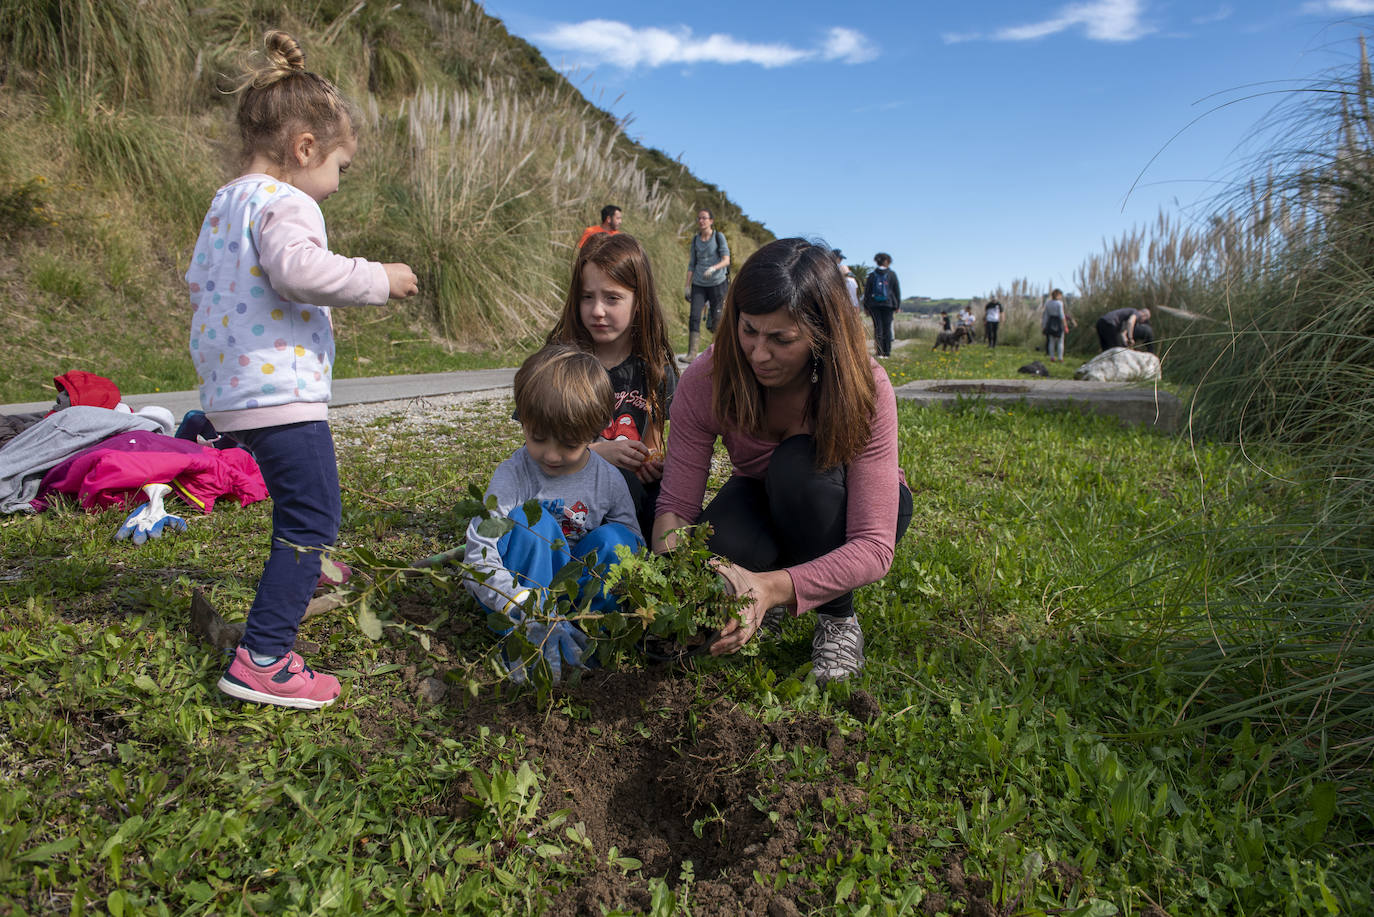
[329,389,511,430]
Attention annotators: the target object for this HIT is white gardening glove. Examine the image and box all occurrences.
[115,483,188,545]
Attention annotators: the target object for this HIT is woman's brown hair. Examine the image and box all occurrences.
[711,238,875,470]
[547,233,679,447]
[233,31,356,170]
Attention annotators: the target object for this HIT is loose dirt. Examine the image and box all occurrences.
[439,668,999,915]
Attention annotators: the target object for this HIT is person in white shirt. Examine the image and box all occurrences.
[983,299,1002,348]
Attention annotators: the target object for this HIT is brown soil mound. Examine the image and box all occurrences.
[447,667,862,914]
[435,668,1003,915]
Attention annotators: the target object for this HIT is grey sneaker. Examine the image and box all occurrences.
[759,605,788,637]
[812,614,865,683]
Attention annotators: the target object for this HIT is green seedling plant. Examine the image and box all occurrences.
[464,761,569,864]
[323,485,751,694]
[599,521,754,662]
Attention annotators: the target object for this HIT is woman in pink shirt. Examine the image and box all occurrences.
[653,238,912,683]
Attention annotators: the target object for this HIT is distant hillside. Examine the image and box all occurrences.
[0,0,773,402]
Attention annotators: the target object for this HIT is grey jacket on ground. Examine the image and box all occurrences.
[0,407,162,513]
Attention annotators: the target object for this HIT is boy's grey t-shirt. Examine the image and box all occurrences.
[463,447,640,611]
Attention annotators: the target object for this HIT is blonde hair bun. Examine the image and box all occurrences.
[263,30,306,74]
[233,30,354,168]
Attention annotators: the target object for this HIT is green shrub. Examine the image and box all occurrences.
[0,177,53,240]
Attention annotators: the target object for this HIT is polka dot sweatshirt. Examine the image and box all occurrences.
[186,174,389,432]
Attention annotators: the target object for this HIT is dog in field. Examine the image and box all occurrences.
[932,326,972,352]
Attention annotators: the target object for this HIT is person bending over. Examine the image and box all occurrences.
[1096,306,1150,351]
[654,238,913,683]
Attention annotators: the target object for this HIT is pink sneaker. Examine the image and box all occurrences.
[217,648,341,709]
[316,558,352,589]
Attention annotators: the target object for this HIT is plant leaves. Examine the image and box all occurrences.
[477,517,514,539]
[357,607,383,641]
[1306,781,1337,844]
[17,835,79,863]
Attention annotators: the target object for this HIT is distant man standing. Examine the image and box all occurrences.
[683,208,730,362]
[1095,306,1151,351]
[577,204,622,249]
[862,252,901,357]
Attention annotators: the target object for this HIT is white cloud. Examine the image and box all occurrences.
[534,20,877,69]
[1302,0,1374,13]
[821,27,879,64]
[946,0,1154,44]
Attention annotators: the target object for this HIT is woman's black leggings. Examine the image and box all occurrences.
[619,469,659,545]
[868,306,896,356]
[698,435,912,618]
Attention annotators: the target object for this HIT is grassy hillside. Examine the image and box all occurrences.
[0,0,773,404]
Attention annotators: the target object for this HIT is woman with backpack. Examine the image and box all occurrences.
[1041,289,1075,362]
[683,208,731,362]
[862,252,901,357]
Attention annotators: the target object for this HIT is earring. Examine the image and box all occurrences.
[810,358,820,384]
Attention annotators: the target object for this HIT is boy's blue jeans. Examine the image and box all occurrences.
[488,505,643,620]
[231,421,341,657]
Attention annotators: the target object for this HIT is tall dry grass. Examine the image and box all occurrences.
[1079,38,1374,842]
[360,77,678,344]
[0,0,195,108]
[0,0,769,374]
[970,277,1048,347]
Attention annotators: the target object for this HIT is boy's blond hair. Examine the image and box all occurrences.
[513,345,613,445]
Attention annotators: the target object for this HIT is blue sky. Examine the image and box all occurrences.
[481,0,1374,297]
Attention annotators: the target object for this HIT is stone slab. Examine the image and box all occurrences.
[894,377,1181,432]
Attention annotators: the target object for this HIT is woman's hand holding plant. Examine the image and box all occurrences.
[709,561,795,655]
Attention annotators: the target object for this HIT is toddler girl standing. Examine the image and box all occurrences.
[187,31,418,709]
[546,233,678,537]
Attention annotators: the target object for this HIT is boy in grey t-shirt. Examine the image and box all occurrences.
[464,345,642,682]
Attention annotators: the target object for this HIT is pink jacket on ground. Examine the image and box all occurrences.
[35,431,268,513]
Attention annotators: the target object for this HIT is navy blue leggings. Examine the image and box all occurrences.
[231,421,341,657]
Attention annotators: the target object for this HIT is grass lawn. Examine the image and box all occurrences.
[0,363,1363,915]
[882,337,1089,383]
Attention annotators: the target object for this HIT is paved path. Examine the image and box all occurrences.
[3,360,1180,433]
[0,369,518,417]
